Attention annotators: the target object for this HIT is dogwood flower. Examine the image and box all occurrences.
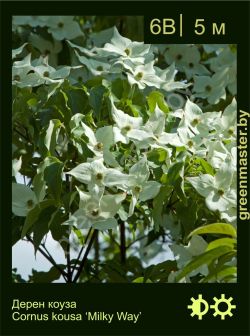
[12,183,38,216]
[111,100,144,144]
[29,33,62,65]
[179,99,222,138]
[47,16,83,41]
[75,51,111,76]
[12,55,71,87]
[202,44,227,53]
[205,46,237,95]
[206,141,230,169]
[178,99,203,134]
[213,98,237,140]
[127,157,161,216]
[164,45,210,79]
[66,188,126,230]
[170,235,208,277]
[187,163,236,213]
[164,44,191,68]
[12,43,28,59]
[155,63,190,91]
[126,61,163,89]
[68,66,89,84]
[101,26,150,61]
[32,56,71,81]
[12,54,33,83]
[177,126,205,156]
[143,106,183,148]
[66,158,133,195]
[70,114,119,167]
[12,157,22,177]
[125,105,183,149]
[193,70,227,104]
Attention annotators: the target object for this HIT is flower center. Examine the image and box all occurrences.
[134,185,142,193]
[95,142,103,151]
[187,140,193,148]
[191,118,200,127]
[58,22,64,28]
[26,44,33,53]
[78,76,83,82]
[124,48,131,56]
[205,85,212,92]
[176,54,182,61]
[91,209,100,217]
[13,75,20,81]
[96,173,103,181]
[228,127,234,135]
[217,189,224,196]
[189,62,194,68]
[135,72,144,80]
[96,65,103,71]
[27,199,34,209]
[121,125,132,134]
[43,71,50,77]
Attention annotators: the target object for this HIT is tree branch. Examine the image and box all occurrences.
[71,227,92,277]
[13,127,30,142]
[66,243,72,282]
[26,235,68,282]
[65,174,72,282]
[126,234,147,249]
[94,231,99,267]
[73,229,98,283]
[119,221,126,264]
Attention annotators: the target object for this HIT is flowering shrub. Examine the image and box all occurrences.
[12,16,237,283]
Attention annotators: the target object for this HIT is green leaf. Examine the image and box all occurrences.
[149,149,167,165]
[196,157,215,175]
[29,265,66,283]
[176,199,198,237]
[66,86,89,118]
[144,260,177,282]
[72,227,85,245]
[145,228,164,247]
[175,246,233,282]
[49,209,69,246]
[188,223,237,239]
[167,162,184,185]
[126,256,144,276]
[89,85,106,121]
[152,185,172,231]
[27,98,37,107]
[147,91,169,113]
[62,190,78,213]
[102,259,127,282]
[12,217,24,246]
[33,205,57,253]
[44,119,62,156]
[21,200,56,238]
[44,160,64,202]
[200,266,237,283]
[132,277,152,283]
[33,173,46,202]
[206,237,236,251]
[167,162,186,203]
